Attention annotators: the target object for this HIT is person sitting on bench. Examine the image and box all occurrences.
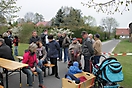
[22,43,45,88]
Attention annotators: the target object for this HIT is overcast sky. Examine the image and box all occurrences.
[16,0,132,27]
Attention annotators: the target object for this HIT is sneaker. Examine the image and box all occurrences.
[49,73,54,76]
[55,75,60,79]
[39,84,46,88]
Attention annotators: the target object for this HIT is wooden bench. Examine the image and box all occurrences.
[16,56,23,62]
[16,56,55,77]
[44,64,55,77]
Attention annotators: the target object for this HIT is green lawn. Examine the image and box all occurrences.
[13,43,29,56]
[113,39,132,53]
[113,39,132,88]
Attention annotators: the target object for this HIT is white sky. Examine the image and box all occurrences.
[16,0,132,27]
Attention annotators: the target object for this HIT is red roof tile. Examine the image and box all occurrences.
[116,28,130,36]
[36,21,52,26]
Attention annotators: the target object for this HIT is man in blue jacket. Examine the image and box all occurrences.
[47,35,60,79]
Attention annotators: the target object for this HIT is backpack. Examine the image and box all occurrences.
[0,72,4,86]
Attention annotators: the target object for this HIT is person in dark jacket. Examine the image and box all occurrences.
[40,29,49,52]
[29,30,40,44]
[81,31,94,72]
[2,32,12,49]
[57,33,64,61]
[2,32,15,61]
[47,35,60,79]
[0,38,14,61]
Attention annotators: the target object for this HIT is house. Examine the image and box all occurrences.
[116,28,130,38]
[36,21,52,27]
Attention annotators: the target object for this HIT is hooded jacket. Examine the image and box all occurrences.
[22,51,38,68]
[68,61,82,74]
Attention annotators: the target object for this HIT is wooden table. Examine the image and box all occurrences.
[0,58,28,88]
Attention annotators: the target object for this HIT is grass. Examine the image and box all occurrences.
[13,43,29,56]
[113,39,132,88]
[113,39,132,53]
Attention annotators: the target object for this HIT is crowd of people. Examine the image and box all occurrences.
[0,29,102,88]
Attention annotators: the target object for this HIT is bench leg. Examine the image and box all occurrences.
[48,67,50,75]
[20,69,22,88]
[5,69,8,88]
[44,68,46,77]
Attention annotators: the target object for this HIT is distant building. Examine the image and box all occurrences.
[116,28,130,38]
[36,21,52,27]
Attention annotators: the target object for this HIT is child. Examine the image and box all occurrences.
[66,61,82,81]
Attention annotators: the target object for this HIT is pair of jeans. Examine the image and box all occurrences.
[50,58,58,76]
[93,55,101,65]
[64,47,70,62]
[84,55,91,72]
[59,48,62,60]
[22,66,43,86]
[14,46,18,56]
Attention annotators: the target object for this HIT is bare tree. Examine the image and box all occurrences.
[24,12,34,22]
[34,13,44,24]
[83,15,97,26]
[101,17,119,38]
[81,0,132,15]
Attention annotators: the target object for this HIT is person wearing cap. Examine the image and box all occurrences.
[93,33,102,65]
[81,31,94,72]
[22,43,45,88]
[68,38,82,63]
[47,35,60,79]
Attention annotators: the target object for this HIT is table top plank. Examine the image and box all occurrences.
[0,58,28,70]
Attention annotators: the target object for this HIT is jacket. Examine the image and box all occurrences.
[82,37,94,56]
[47,40,60,58]
[3,37,12,48]
[57,36,64,48]
[0,43,13,60]
[93,39,102,55]
[69,41,82,62]
[62,36,70,48]
[68,61,82,74]
[29,36,40,44]
[40,33,46,46]
[36,46,47,60]
[22,51,38,68]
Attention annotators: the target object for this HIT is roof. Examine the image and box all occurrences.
[36,21,52,26]
[116,28,130,36]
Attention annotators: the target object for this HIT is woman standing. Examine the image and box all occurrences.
[22,43,45,88]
